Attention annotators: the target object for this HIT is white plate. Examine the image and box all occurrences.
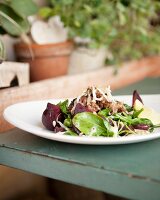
[3,95,160,145]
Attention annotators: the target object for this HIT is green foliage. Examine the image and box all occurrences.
[0,0,38,59]
[0,4,29,36]
[39,7,53,19]
[0,38,5,61]
[39,0,160,63]
[0,0,38,36]
[10,0,38,19]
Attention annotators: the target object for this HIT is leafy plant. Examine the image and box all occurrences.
[39,0,160,64]
[0,0,38,60]
[0,38,5,61]
[0,0,38,36]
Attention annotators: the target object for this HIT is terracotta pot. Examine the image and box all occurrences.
[14,41,74,82]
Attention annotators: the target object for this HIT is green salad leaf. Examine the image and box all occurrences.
[131,118,153,126]
[98,108,110,117]
[113,113,133,124]
[149,124,160,132]
[58,100,69,116]
[58,100,72,128]
[72,112,108,136]
[64,130,78,136]
[64,118,72,127]
[124,104,133,112]
[132,108,144,118]
[103,119,118,137]
[113,113,153,127]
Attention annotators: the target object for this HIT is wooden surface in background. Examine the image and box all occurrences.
[1,56,160,132]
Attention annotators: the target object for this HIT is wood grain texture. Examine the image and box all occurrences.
[1,56,160,132]
[0,61,29,87]
[0,165,47,200]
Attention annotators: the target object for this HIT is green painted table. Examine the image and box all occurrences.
[0,78,160,200]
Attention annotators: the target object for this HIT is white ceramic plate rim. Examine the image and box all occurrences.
[3,94,160,145]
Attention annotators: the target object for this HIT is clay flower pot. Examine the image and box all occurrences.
[14,41,74,82]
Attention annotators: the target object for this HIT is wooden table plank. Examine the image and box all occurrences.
[113,77,160,95]
[0,129,160,200]
[1,129,160,180]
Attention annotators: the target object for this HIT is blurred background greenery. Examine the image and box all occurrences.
[39,0,160,64]
[0,0,160,65]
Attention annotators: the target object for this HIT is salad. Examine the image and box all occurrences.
[42,86,160,137]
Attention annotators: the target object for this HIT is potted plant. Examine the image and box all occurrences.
[0,0,38,54]
[39,0,160,74]
[15,38,73,82]
[0,0,38,87]
[0,0,37,81]
[0,0,73,82]
[14,15,74,81]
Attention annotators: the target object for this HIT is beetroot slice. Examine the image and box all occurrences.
[132,90,143,107]
[42,103,64,131]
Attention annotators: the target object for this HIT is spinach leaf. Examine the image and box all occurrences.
[132,108,143,118]
[72,112,108,136]
[98,108,110,117]
[113,113,133,124]
[58,100,72,128]
[113,113,153,127]
[149,124,160,133]
[64,130,78,136]
[124,104,133,112]
[64,118,72,127]
[131,118,153,126]
[56,119,77,136]
[103,119,118,137]
[132,118,153,133]
[58,100,70,116]
[153,124,160,128]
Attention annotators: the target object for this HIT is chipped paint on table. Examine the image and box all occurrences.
[1,128,160,200]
